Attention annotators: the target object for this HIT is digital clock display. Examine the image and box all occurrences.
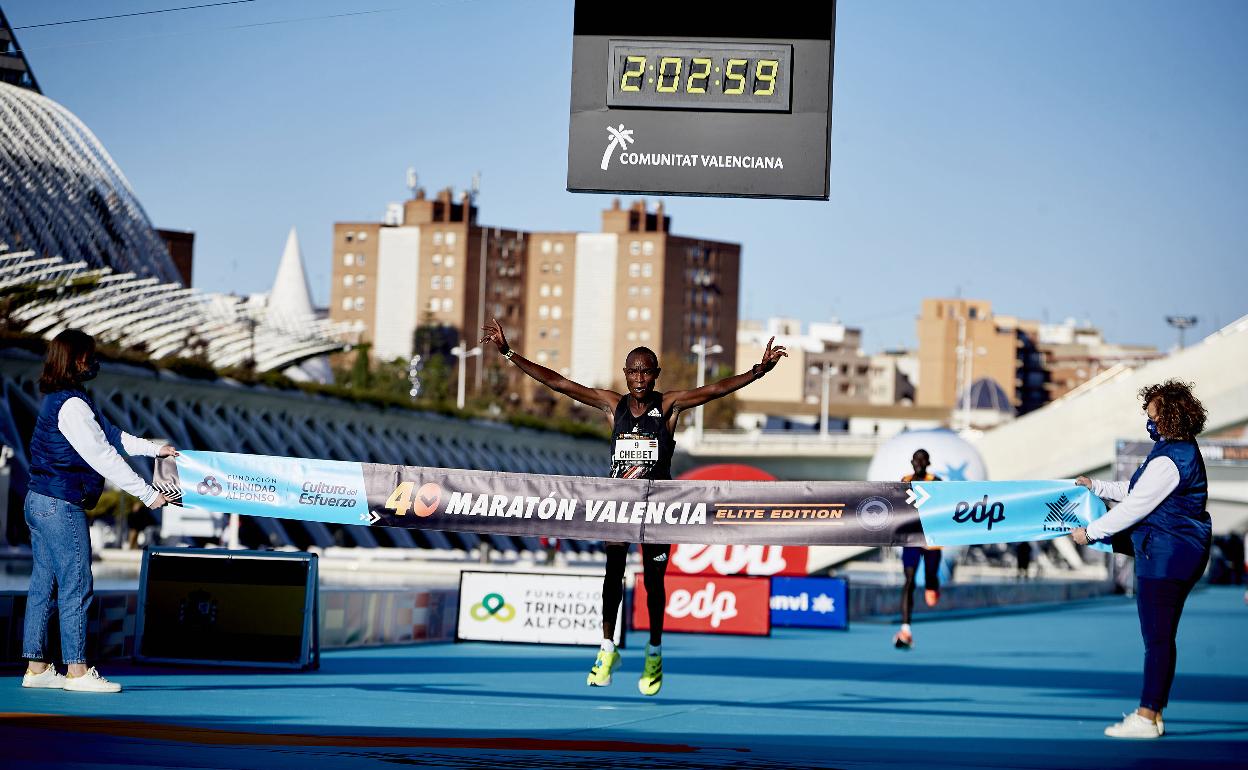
[606,40,792,112]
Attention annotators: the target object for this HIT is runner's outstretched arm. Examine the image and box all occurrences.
[481,318,619,416]
[664,336,787,413]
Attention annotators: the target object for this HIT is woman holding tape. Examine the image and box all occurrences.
[20,330,177,693]
[482,318,785,695]
[1072,379,1211,739]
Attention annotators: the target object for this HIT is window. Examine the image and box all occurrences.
[641,263,653,278]
[429,298,441,312]
[552,285,563,297]
[640,307,651,321]
[629,263,641,278]
[344,232,354,243]
[642,286,652,297]
[630,241,641,255]
[432,254,442,266]
[341,297,352,310]
[553,241,563,254]
[445,232,457,246]
[343,275,354,288]
[627,331,638,342]
[553,262,563,274]
[433,231,443,246]
[538,328,547,339]
[640,330,651,342]
[355,274,366,287]
[551,306,562,320]
[629,285,639,297]
[431,276,442,290]
[550,327,560,338]
[444,276,454,291]
[443,298,453,311]
[536,351,549,363]
[642,241,654,256]
[542,240,552,254]
[445,255,455,268]
[356,231,368,241]
[539,305,550,319]
[627,307,639,321]
[343,253,355,266]
[541,262,550,273]
[540,283,550,297]
[354,297,365,310]
[356,254,365,266]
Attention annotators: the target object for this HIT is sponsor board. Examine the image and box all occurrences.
[769,576,848,630]
[631,573,770,636]
[456,571,623,647]
[670,544,808,576]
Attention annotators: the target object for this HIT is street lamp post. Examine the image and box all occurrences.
[1165,315,1198,350]
[809,363,832,439]
[450,342,481,410]
[690,336,723,442]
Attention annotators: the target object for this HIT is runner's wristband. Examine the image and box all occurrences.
[501,347,514,360]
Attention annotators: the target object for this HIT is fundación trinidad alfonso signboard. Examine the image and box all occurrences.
[567,3,836,200]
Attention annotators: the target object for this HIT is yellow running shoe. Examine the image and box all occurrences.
[587,649,620,687]
[638,647,662,696]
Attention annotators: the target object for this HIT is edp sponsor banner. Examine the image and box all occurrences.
[769,576,848,630]
[156,451,1108,547]
[632,573,771,636]
[456,571,623,647]
[670,544,809,576]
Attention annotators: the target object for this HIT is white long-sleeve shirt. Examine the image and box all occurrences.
[58,397,161,507]
[1085,456,1180,542]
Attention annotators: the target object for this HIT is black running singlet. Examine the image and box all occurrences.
[609,393,675,481]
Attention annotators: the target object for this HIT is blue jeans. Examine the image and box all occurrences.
[22,490,94,665]
[1136,574,1199,711]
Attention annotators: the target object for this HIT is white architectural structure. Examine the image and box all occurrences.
[0,82,181,283]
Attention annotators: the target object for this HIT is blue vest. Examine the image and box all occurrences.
[28,389,126,509]
[1126,439,1211,581]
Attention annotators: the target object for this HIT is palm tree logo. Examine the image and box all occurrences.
[600,124,634,171]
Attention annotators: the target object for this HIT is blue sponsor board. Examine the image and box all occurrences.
[769,576,848,630]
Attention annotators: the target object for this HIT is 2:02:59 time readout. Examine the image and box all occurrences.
[618,54,781,96]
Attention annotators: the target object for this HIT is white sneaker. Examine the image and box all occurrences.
[63,667,122,693]
[21,667,66,689]
[1104,712,1161,739]
[1157,716,1165,736]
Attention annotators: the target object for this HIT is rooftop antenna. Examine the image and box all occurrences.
[470,171,481,203]
[405,167,419,198]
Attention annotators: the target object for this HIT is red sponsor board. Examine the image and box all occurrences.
[632,573,771,636]
[670,544,809,577]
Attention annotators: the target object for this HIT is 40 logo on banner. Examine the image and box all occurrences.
[670,544,808,576]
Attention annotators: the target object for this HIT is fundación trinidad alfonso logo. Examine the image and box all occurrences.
[601,124,635,170]
[1043,494,1081,533]
[470,593,515,622]
[196,475,222,496]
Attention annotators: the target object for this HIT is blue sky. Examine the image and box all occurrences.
[6,0,1246,353]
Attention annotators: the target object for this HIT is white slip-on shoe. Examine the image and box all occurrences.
[21,667,66,689]
[63,667,121,693]
[1104,712,1161,739]
[1156,716,1165,736]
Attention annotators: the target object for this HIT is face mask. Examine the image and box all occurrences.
[1146,419,1161,441]
[77,357,100,382]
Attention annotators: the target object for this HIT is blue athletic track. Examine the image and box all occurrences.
[3,586,1246,769]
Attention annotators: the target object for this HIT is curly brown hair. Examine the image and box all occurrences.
[1139,379,1206,440]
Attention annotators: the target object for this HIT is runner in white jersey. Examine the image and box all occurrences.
[481,318,786,695]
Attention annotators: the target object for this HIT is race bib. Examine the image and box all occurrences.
[614,438,659,464]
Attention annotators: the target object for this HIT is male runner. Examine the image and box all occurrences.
[481,319,786,695]
[895,448,942,649]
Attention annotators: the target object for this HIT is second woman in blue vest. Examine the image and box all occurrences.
[1073,379,1211,739]
[20,329,177,694]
